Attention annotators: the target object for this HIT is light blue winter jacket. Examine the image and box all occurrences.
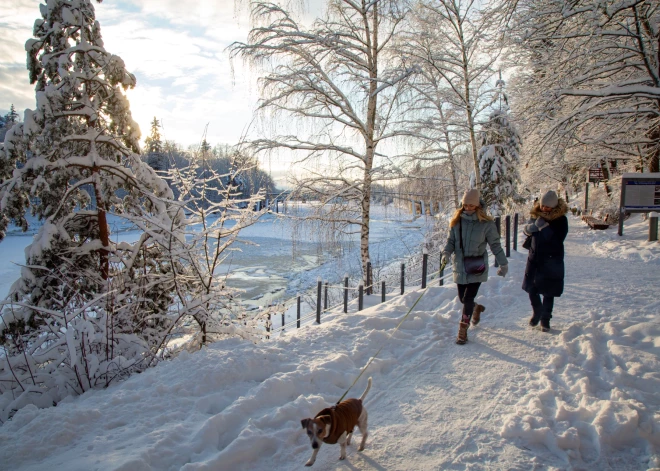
[443,212,508,285]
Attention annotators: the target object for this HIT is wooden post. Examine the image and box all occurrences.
[266,313,271,339]
[505,215,511,257]
[316,278,322,324]
[358,284,364,311]
[281,311,285,331]
[381,281,386,303]
[400,263,405,295]
[513,213,519,251]
[343,276,348,313]
[297,295,301,328]
[650,215,658,242]
[421,250,428,289]
[366,261,372,295]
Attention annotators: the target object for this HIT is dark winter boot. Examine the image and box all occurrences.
[456,321,469,345]
[529,305,542,327]
[540,318,551,332]
[472,304,485,326]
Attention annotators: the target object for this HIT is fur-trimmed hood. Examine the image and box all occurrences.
[530,199,568,221]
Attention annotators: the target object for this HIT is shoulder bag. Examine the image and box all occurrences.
[459,219,486,275]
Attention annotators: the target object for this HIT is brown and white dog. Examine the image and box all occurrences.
[300,377,372,466]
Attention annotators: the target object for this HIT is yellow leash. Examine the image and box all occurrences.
[335,281,437,403]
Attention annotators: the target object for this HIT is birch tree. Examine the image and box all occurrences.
[403,0,504,189]
[231,0,412,286]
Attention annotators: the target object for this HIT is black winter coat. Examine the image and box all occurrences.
[522,203,569,297]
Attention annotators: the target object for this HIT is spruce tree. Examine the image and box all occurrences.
[4,104,19,125]
[0,0,186,418]
[477,77,523,213]
[145,117,167,171]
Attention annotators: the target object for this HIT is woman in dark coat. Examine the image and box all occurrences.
[522,190,568,332]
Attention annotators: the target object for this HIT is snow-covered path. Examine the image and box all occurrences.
[1,215,658,470]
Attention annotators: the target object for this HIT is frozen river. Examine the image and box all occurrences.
[0,205,431,308]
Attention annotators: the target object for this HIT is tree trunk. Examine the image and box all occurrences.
[648,120,660,173]
[92,164,110,281]
[359,0,379,287]
[459,20,480,188]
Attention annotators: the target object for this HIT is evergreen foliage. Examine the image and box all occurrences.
[0,0,187,420]
[477,78,523,213]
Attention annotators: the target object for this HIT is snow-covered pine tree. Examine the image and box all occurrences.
[0,0,187,419]
[477,76,522,214]
[145,117,168,171]
[4,105,19,126]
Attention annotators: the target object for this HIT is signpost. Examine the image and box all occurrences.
[618,173,660,236]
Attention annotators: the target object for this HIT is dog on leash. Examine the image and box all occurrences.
[300,377,372,466]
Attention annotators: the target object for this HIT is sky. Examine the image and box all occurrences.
[1,212,659,470]
[0,0,322,156]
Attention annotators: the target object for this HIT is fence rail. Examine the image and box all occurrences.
[263,213,524,339]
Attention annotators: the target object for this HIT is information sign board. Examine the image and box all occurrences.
[618,173,660,235]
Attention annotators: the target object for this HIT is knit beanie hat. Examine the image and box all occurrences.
[541,190,559,208]
[461,189,480,207]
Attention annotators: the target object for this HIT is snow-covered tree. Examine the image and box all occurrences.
[145,117,168,172]
[231,0,413,286]
[0,0,187,419]
[403,0,504,190]
[165,143,268,347]
[477,76,522,213]
[510,0,660,175]
[4,105,19,126]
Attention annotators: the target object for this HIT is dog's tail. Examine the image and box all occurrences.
[359,377,372,402]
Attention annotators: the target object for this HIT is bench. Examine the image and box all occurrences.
[582,215,610,230]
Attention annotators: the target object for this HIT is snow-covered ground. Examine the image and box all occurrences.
[1,214,659,470]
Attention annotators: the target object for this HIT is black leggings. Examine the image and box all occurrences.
[529,288,554,320]
[457,282,481,323]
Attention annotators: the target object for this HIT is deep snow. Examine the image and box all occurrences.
[0,214,659,470]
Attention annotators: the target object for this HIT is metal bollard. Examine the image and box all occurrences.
[421,250,428,289]
[324,282,328,310]
[495,216,501,268]
[316,278,322,324]
[513,213,519,251]
[297,295,301,328]
[366,262,372,295]
[650,215,658,241]
[358,284,364,311]
[505,215,511,257]
[439,262,444,286]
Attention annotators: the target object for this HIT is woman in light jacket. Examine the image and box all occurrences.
[442,189,508,344]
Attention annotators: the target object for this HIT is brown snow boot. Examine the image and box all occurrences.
[456,321,469,345]
[472,304,485,326]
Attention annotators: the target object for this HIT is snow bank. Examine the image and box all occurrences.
[0,213,658,470]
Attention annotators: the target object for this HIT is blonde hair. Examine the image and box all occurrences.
[449,206,493,228]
